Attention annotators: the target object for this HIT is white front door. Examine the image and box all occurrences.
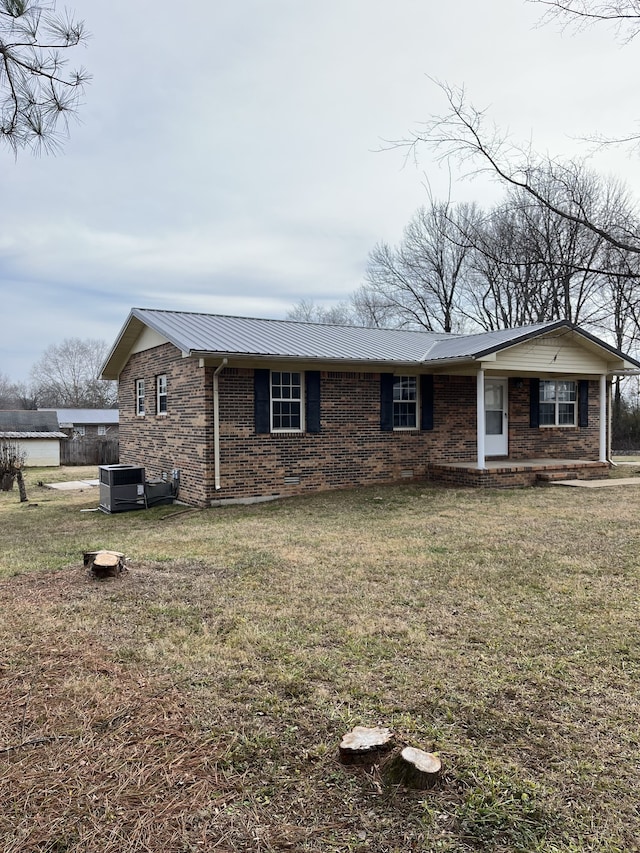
[484,378,508,456]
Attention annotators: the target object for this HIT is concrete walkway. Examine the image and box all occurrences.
[551,477,640,488]
[45,479,99,490]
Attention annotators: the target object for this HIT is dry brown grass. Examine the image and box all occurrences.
[1,468,640,851]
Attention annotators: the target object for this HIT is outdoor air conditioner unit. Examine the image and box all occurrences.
[99,464,146,513]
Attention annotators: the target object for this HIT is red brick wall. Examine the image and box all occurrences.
[507,379,600,459]
[215,368,434,502]
[118,353,603,506]
[118,344,214,506]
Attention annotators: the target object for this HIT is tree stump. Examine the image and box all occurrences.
[339,726,395,766]
[16,468,27,503]
[84,550,126,579]
[382,746,442,789]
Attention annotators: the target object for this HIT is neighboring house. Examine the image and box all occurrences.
[39,408,119,440]
[0,410,67,467]
[100,308,640,507]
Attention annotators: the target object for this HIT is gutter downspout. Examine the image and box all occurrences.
[213,359,228,491]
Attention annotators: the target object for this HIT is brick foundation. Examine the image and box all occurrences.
[427,460,609,489]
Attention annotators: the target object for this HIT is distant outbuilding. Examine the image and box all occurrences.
[0,410,67,467]
[39,408,119,441]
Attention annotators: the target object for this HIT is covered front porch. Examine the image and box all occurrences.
[427,457,610,489]
[427,367,610,488]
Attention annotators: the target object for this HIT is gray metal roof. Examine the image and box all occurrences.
[130,308,451,362]
[0,431,67,439]
[423,323,565,362]
[39,408,119,425]
[0,410,67,439]
[101,308,640,379]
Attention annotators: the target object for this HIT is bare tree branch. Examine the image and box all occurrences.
[532,0,640,40]
[393,79,640,256]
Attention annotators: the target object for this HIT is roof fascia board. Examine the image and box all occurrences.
[132,308,197,352]
[568,326,640,370]
[470,321,640,370]
[189,351,431,372]
[468,320,570,360]
[102,308,187,380]
[100,311,146,380]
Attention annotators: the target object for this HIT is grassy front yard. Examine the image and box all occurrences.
[1,468,639,852]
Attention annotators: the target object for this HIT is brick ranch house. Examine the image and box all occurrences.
[100,308,640,507]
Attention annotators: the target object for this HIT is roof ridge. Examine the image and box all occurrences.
[133,307,450,337]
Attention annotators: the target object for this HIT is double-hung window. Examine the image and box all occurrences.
[271,371,303,431]
[157,374,168,415]
[539,380,577,426]
[255,369,320,435]
[135,379,145,416]
[393,375,418,429]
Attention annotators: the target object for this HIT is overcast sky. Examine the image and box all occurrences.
[2,0,639,382]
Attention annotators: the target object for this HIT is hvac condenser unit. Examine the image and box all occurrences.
[99,464,146,513]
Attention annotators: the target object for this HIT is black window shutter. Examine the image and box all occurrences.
[380,373,394,431]
[578,380,589,428]
[420,374,434,431]
[254,369,271,434]
[530,378,540,428]
[305,370,321,433]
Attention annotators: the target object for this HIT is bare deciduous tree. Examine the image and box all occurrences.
[396,79,640,257]
[0,439,27,500]
[286,298,357,326]
[362,198,477,332]
[0,370,22,408]
[356,162,640,345]
[30,338,117,408]
[0,0,90,154]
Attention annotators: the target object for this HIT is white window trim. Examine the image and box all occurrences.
[393,374,420,431]
[539,379,577,428]
[97,425,107,436]
[135,378,145,417]
[270,370,305,433]
[156,374,168,416]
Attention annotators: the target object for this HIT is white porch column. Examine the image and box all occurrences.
[599,374,607,463]
[476,369,486,470]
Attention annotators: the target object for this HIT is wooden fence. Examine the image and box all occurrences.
[60,438,119,466]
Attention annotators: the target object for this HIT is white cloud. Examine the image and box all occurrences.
[2,0,640,382]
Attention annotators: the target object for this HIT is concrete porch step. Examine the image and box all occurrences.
[536,471,578,482]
